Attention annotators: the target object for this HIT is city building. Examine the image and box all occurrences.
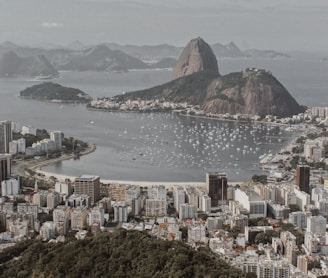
[17,203,38,219]
[32,191,48,207]
[39,221,55,240]
[188,225,207,245]
[0,121,12,153]
[307,215,327,235]
[53,206,71,235]
[1,178,19,196]
[88,206,105,226]
[71,207,88,230]
[256,260,290,278]
[50,131,62,150]
[206,171,228,206]
[66,194,90,207]
[206,217,224,233]
[179,203,197,221]
[21,125,37,136]
[288,211,308,229]
[296,165,310,194]
[113,202,128,222]
[0,154,11,183]
[147,185,166,200]
[47,191,61,209]
[173,187,185,211]
[74,175,100,205]
[145,199,166,217]
[234,187,267,218]
[125,185,141,205]
[9,138,26,154]
[55,182,72,196]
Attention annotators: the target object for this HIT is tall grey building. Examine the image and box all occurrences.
[50,131,63,151]
[0,121,12,153]
[0,154,11,183]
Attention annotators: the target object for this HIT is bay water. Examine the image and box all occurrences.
[0,57,327,182]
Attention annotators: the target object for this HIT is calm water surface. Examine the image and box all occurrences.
[0,57,327,181]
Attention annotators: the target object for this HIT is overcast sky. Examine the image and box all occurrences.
[1,0,328,51]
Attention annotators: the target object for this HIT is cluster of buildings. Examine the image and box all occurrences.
[3,116,328,277]
[88,97,189,112]
[0,120,63,157]
[304,136,328,163]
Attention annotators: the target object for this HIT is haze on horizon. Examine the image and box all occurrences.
[1,0,328,52]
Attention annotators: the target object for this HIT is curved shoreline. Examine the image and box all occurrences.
[13,143,97,178]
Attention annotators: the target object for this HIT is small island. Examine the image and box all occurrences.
[19,82,91,103]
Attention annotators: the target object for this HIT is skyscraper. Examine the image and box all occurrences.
[0,121,12,153]
[50,131,63,151]
[206,171,228,206]
[74,175,100,205]
[296,165,310,194]
[0,154,11,183]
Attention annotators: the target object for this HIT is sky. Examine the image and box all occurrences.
[1,0,328,51]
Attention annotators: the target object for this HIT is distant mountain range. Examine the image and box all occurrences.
[0,40,290,78]
[0,51,58,78]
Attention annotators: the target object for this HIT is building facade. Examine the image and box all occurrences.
[206,171,228,206]
[74,175,100,205]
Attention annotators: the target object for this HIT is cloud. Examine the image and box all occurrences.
[40,22,64,28]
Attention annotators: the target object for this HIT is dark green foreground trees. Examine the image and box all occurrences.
[0,229,253,278]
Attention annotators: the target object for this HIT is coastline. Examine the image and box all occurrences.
[12,143,97,178]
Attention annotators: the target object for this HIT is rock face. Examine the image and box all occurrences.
[119,68,304,117]
[172,37,219,80]
[202,68,304,117]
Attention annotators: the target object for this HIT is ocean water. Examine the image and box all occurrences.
[0,57,327,182]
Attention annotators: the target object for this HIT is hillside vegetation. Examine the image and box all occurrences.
[0,229,253,278]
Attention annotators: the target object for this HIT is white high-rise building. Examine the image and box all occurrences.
[257,260,290,278]
[173,187,185,211]
[148,185,166,200]
[288,211,308,229]
[179,203,197,221]
[50,131,62,150]
[89,206,105,226]
[40,221,55,240]
[21,125,37,136]
[307,215,326,235]
[17,203,38,218]
[47,191,61,209]
[55,182,72,196]
[1,178,19,196]
[113,202,128,222]
[71,207,88,230]
[9,138,26,155]
[234,187,267,218]
[53,206,71,235]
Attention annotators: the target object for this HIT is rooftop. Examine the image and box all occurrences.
[77,175,99,180]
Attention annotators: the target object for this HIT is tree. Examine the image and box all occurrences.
[255,230,279,244]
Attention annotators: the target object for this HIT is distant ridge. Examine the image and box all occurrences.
[0,51,58,78]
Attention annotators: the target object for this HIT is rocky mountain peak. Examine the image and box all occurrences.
[172,37,219,80]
